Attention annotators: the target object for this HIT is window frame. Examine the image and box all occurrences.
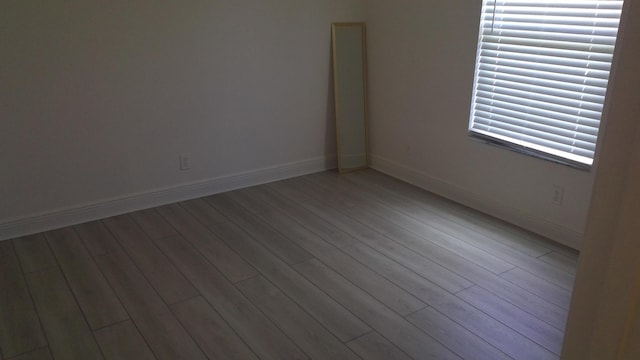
[467,0,624,170]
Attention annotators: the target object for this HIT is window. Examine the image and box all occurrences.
[468,0,624,167]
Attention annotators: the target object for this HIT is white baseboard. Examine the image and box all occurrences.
[370,154,583,250]
[0,155,337,241]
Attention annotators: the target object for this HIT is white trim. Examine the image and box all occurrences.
[0,155,336,241]
[370,154,583,250]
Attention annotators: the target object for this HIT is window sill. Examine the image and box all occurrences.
[468,132,593,172]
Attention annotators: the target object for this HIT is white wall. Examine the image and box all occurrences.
[0,0,364,239]
[365,0,599,249]
[562,1,640,356]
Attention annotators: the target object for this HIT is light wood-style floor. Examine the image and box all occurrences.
[0,170,579,360]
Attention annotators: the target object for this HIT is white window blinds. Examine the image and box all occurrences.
[469,0,624,166]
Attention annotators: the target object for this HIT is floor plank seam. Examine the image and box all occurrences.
[340,173,558,260]
[536,250,554,258]
[452,291,562,357]
[309,175,533,277]
[1,170,578,360]
[78,229,163,360]
[5,346,52,360]
[172,203,260,285]
[157,243,262,360]
[230,279,318,360]
[416,301,524,360]
[475,283,568,333]
[9,240,51,359]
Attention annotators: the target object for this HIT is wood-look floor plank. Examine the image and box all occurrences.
[156,203,257,283]
[206,219,371,342]
[359,170,581,262]
[7,347,52,360]
[179,198,227,224]
[12,235,56,273]
[74,221,122,256]
[297,194,569,332]
[170,297,258,360]
[294,258,461,360]
[475,271,570,332]
[458,286,564,355]
[300,197,479,293]
[334,199,514,276]
[1,170,579,360]
[505,255,575,291]
[206,193,314,265]
[263,177,314,203]
[406,306,511,360]
[304,175,517,275]
[0,242,47,358]
[319,172,576,289]
[298,198,566,356]
[347,332,412,360]
[253,184,361,249]
[102,215,199,305]
[530,238,579,262]
[45,228,128,330]
[44,228,89,264]
[26,267,103,359]
[538,251,578,276]
[347,170,555,256]
[152,234,308,360]
[501,268,573,309]
[258,185,473,294]
[283,218,556,359]
[237,276,360,360]
[94,321,155,360]
[129,209,177,240]
[411,296,557,360]
[227,188,427,316]
[94,250,206,360]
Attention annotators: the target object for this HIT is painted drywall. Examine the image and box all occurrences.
[562,1,640,357]
[365,0,601,248]
[0,0,364,234]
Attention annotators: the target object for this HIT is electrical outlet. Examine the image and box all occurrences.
[179,154,190,171]
[552,185,564,206]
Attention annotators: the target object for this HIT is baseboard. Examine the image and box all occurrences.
[0,155,337,241]
[370,154,583,250]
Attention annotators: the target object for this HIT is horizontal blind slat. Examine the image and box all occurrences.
[487,22,620,37]
[476,83,604,111]
[475,90,603,119]
[481,28,617,45]
[470,123,595,156]
[478,63,609,88]
[469,0,622,165]
[474,103,600,135]
[470,126,595,161]
[480,42,614,62]
[477,77,606,103]
[473,111,598,146]
[485,1,623,11]
[481,35,615,53]
[477,70,607,95]
[474,97,602,128]
[479,49,612,71]
[479,56,612,78]
[483,14,621,27]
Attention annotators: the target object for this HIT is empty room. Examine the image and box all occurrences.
[1,1,639,359]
